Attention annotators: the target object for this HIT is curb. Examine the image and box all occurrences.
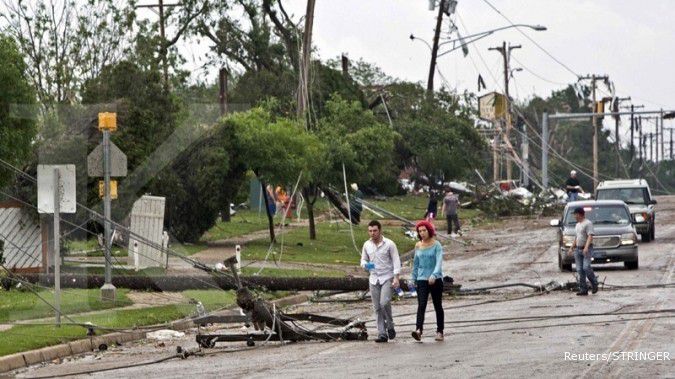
[0,292,310,374]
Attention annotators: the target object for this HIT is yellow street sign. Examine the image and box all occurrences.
[98,112,117,131]
[99,180,118,199]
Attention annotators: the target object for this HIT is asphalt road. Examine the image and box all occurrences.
[14,196,675,378]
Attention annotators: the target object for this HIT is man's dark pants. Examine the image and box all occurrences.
[446,214,460,233]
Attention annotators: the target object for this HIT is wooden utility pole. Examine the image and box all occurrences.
[649,133,654,162]
[638,116,643,163]
[670,127,674,160]
[297,0,316,127]
[489,41,520,181]
[579,74,608,191]
[660,109,665,163]
[219,68,228,116]
[493,129,500,182]
[136,1,185,92]
[427,0,446,94]
[219,67,230,222]
[158,0,168,91]
[611,97,630,176]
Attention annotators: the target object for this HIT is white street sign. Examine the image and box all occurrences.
[37,164,77,214]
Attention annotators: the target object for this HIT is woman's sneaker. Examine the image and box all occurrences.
[411,330,422,341]
[435,332,444,341]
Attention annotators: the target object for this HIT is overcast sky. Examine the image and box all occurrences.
[246,0,674,142]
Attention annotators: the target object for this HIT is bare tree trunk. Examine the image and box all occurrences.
[257,175,276,243]
[303,186,317,240]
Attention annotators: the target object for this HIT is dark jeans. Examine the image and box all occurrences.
[574,248,598,292]
[415,279,444,333]
[446,214,460,233]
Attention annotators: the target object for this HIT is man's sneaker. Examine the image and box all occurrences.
[435,332,444,342]
[374,336,388,343]
[411,330,422,341]
[576,291,589,296]
[388,328,396,340]
[591,283,599,294]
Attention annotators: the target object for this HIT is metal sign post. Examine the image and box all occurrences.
[37,164,76,326]
[53,168,61,326]
[95,112,120,302]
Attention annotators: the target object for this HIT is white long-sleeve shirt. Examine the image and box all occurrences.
[360,237,401,285]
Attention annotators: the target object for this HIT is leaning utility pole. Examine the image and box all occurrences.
[489,41,521,181]
[297,0,316,127]
[427,0,447,94]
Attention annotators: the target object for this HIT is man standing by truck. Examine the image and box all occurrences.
[568,207,599,296]
[566,170,583,202]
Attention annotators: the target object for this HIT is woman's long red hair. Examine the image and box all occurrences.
[415,220,436,240]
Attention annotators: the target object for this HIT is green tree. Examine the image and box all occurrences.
[227,105,323,242]
[298,94,399,239]
[1,0,135,105]
[379,82,486,187]
[0,34,37,188]
[82,60,244,242]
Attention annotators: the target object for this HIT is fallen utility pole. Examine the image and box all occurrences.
[196,258,368,348]
[9,273,461,293]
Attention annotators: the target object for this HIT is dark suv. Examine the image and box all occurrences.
[550,200,639,271]
[595,179,656,242]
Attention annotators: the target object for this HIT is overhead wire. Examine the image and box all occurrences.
[456,14,605,187]
[481,0,580,79]
[510,55,569,86]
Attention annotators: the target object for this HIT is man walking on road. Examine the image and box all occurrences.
[568,207,599,296]
[565,170,583,202]
[441,189,461,236]
[361,220,401,343]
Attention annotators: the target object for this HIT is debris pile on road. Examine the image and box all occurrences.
[194,257,368,349]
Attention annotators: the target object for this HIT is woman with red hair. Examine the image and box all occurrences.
[411,220,445,342]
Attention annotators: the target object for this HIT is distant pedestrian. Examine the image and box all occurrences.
[565,170,583,202]
[411,220,445,342]
[441,189,461,236]
[350,183,363,224]
[424,191,439,223]
[360,220,401,343]
[568,207,598,296]
[265,185,276,216]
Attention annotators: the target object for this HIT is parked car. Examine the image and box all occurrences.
[595,179,656,242]
[550,200,639,271]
